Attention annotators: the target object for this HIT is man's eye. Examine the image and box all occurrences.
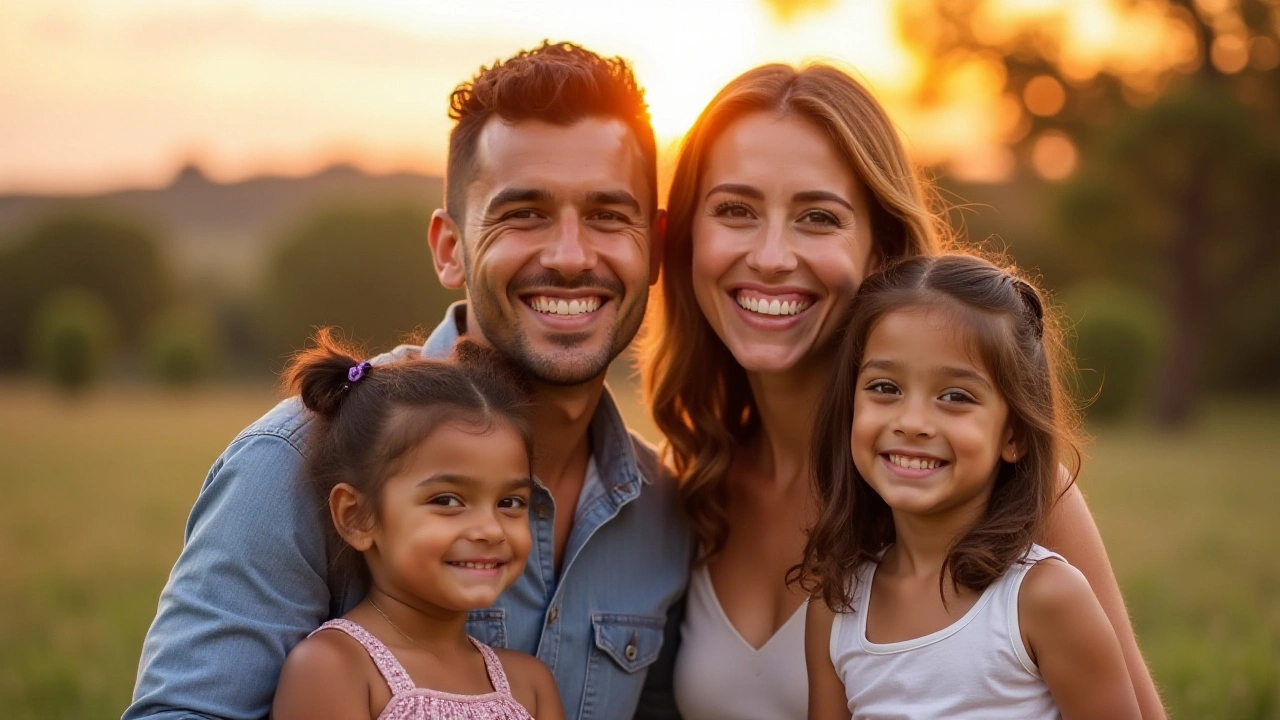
[505,209,540,221]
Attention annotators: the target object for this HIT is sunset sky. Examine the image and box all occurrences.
[0,0,1175,194]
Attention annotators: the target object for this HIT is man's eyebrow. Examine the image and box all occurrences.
[792,190,856,213]
[585,190,642,213]
[485,187,553,214]
[704,183,764,201]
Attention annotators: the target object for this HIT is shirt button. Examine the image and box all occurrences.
[625,642,638,661]
[547,606,558,624]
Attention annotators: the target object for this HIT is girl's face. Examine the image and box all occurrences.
[365,420,533,614]
[850,307,1018,524]
[690,111,876,375]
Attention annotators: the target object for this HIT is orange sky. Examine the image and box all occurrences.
[0,0,1174,194]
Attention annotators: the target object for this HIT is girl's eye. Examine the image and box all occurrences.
[798,209,840,226]
[865,380,900,395]
[428,495,464,508]
[712,201,755,220]
[940,390,976,404]
[498,496,529,510]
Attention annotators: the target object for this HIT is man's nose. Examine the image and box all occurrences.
[541,212,597,278]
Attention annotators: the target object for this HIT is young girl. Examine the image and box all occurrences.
[271,330,564,720]
[796,255,1141,720]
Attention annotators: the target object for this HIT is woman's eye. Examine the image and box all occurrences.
[798,209,840,226]
[712,201,755,220]
[428,495,464,508]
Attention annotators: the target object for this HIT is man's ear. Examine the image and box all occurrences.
[649,208,666,286]
[330,483,375,552]
[429,208,466,290]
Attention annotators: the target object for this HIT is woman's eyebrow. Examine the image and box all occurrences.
[792,190,855,212]
[704,183,764,200]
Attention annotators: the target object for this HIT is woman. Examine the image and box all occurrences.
[639,63,1164,720]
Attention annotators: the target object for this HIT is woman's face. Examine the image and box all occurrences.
[691,111,876,375]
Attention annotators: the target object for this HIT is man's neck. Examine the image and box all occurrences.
[529,376,606,494]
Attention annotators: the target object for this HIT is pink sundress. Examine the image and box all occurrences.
[311,618,535,720]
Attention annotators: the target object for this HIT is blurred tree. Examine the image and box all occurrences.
[28,289,117,393]
[0,213,171,371]
[260,205,462,364]
[145,305,221,387]
[1061,282,1165,421]
[897,0,1280,426]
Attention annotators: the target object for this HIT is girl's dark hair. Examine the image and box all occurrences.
[282,328,534,587]
[792,253,1083,611]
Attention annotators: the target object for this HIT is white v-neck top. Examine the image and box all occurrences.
[672,565,809,720]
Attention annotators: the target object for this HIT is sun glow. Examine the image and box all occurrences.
[1,0,1157,193]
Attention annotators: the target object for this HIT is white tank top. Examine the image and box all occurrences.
[672,565,809,720]
[830,544,1064,719]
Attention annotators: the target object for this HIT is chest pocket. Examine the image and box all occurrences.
[466,608,506,648]
[591,612,665,672]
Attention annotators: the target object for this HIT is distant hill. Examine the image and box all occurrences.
[0,164,444,291]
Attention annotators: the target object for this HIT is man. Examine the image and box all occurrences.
[126,41,694,720]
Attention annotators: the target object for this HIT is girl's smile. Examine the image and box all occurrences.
[852,306,1018,521]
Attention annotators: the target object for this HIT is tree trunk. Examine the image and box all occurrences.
[1152,153,1212,428]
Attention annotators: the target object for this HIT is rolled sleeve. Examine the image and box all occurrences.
[125,429,331,720]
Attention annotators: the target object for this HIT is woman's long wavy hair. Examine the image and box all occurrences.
[792,254,1084,611]
[638,63,947,561]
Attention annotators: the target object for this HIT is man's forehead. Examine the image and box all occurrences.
[469,117,652,204]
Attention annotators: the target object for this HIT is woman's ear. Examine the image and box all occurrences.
[330,483,374,551]
[1000,423,1021,463]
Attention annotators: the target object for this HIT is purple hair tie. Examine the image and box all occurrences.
[346,361,372,384]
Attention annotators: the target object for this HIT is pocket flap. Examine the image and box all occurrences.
[591,613,665,673]
[467,607,506,648]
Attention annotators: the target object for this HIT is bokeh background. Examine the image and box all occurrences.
[2,1,1279,717]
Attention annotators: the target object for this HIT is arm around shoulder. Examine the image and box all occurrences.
[1043,480,1166,720]
[125,424,336,720]
[1021,559,1141,720]
[805,599,851,720]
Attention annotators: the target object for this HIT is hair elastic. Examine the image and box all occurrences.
[346,361,372,385]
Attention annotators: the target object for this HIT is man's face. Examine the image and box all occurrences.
[456,117,656,386]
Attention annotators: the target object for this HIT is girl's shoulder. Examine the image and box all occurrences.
[273,624,381,719]
[491,648,563,720]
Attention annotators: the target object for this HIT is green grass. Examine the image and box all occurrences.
[1,381,1278,718]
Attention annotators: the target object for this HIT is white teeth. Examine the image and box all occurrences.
[888,454,942,470]
[453,561,500,569]
[735,293,810,317]
[530,296,600,316]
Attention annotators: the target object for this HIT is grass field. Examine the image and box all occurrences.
[1,381,1278,719]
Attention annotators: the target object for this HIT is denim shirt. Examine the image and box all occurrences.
[126,303,695,720]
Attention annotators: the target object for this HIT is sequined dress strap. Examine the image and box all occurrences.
[470,636,513,696]
[311,618,417,695]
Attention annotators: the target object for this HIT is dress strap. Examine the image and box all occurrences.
[469,636,513,696]
[312,619,417,695]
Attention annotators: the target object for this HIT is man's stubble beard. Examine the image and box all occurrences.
[463,264,648,387]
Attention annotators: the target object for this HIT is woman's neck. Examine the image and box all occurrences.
[742,354,832,486]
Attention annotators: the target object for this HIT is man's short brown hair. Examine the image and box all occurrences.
[445,40,657,224]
